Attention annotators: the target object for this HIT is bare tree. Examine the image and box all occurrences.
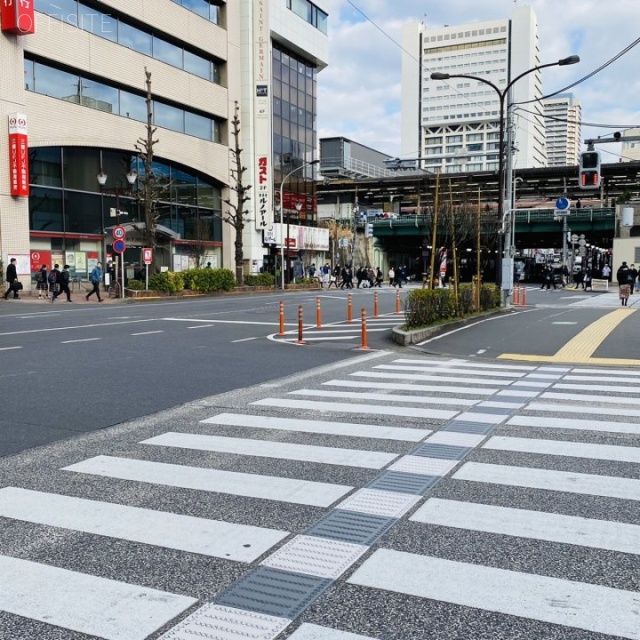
[134,67,160,270]
[222,101,251,285]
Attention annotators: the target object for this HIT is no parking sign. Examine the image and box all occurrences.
[143,248,153,264]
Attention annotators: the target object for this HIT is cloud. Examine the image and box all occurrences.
[318,0,640,159]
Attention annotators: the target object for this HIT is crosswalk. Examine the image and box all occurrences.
[0,356,639,639]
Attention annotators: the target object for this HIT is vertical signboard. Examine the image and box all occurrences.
[1,0,35,34]
[253,0,272,231]
[8,113,29,197]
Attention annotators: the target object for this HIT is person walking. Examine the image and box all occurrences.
[86,262,103,302]
[583,267,593,291]
[631,264,638,294]
[36,264,48,299]
[52,264,72,303]
[375,267,384,287]
[327,266,339,290]
[617,261,632,306]
[3,258,18,299]
[540,264,556,290]
[602,263,611,281]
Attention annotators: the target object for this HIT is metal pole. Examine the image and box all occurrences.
[562,214,568,273]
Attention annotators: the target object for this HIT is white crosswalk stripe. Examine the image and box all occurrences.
[2,357,639,640]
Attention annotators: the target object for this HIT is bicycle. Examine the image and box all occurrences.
[108,281,121,298]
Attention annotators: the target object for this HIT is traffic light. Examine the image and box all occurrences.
[579,150,601,189]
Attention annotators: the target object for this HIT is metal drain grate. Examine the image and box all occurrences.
[443,421,495,435]
[412,443,471,460]
[367,471,439,494]
[336,488,421,519]
[159,603,291,640]
[306,509,396,545]
[215,567,332,619]
[261,534,368,580]
[469,405,514,415]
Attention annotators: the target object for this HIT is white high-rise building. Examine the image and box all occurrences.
[543,93,582,166]
[401,6,545,173]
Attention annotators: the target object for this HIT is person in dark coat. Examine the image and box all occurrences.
[540,264,556,290]
[617,261,632,306]
[3,258,18,299]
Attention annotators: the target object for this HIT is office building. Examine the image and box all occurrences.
[543,93,581,166]
[401,6,546,174]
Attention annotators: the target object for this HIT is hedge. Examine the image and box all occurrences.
[244,273,275,287]
[404,284,501,329]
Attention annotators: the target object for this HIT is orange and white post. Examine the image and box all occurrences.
[358,308,370,350]
[296,305,305,344]
[278,300,285,336]
[347,293,353,323]
[395,290,402,314]
[316,296,322,328]
[373,291,379,318]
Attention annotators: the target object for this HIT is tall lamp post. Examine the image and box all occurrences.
[431,54,579,302]
[97,168,138,299]
[279,159,319,290]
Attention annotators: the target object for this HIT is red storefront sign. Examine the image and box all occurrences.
[1,0,35,35]
[30,250,52,272]
[8,113,29,197]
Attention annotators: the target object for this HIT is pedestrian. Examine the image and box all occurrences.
[320,262,330,288]
[573,269,585,290]
[631,264,638,294]
[36,264,48,299]
[583,267,593,291]
[47,263,60,298]
[393,266,403,288]
[52,264,72,303]
[327,266,339,289]
[86,261,103,302]
[3,258,19,299]
[617,261,632,306]
[355,266,364,288]
[388,267,395,286]
[575,199,582,209]
[602,264,611,280]
[205,261,212,268]
[540,264,556,290]
[375,267,384,287]
[106,260,116,289]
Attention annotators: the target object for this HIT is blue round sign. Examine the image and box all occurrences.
[555,197,570,211]
[113,239,126,254]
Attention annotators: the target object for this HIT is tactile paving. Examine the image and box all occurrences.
[306,509,396,545]
[387,455,459,476]
[367,471,439,495]
[443,421,495,435]
[159,603,291,640]
[412,443,471,460]
[336,488,421,518]
[216,567,332,619]
[426,431,485,447]
[261,535,368,580]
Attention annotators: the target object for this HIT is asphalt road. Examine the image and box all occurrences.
[0,287,407,457]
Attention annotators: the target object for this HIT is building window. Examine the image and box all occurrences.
[26,58,223,143]
[286,0,328,34]
[170,0,222,25]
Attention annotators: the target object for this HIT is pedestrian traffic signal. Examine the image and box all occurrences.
[578,150,601,189]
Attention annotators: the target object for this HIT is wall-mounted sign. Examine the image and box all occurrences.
[8,113,29,197]
[1,0,35,34]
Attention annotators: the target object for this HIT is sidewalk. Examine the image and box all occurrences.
[2,287,121,305]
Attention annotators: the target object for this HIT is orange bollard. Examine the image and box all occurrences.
[347,293,353,323]
[522,287,527,306]
[395,290,402,314]
[316,296,322,328]
[296,305,305,344]
[278,300,285,336]
[513,286,520,306]
[358,308,370,350]
[373,291,379,318]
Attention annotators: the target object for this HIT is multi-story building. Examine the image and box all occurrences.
[543,93,581,167]
[401,5,546,174]
[238,0,329,274]
[621,128,640,162]
[0,0,328,284]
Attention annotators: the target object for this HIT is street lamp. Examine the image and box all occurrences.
[431,54,579,301]
[97,168,138,299]
[279,159,319,290]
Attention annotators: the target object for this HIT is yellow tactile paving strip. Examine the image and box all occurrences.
[499,308,639,365]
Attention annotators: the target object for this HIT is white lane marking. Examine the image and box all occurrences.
[570,368,640,377]
[143,432,398,469]
[288,389,477,406]
[280,336,358,341]
[511,380,549,388]
[392,358,535,371]
[554,383,640,392]
[0,346,22,351]
[162,317,279,326]
[565,374,640,383]
[287,623,379,639]
[131,330,164,336]
[322,379,498,396]
[452,411,508,424]
[0,487,287,562]
[524,374,563,379]
[232,337,259,343]
[201,413,430,442]
[542,391,640,405]
[61,338,101,344]
[527,402,640,418]
[453,462,640,501]
[475,401,523,409]
[484,436,640,464]
[350,371,513,386]
[387,455,459,476]
[552,321,578,325]
[507,415,640,435]
[0,554,196,640]
[0,319,155,337]
[374,364,524,378]
[252,398,458,420]
[348,549,640,640]
[64,455,352,507]
[411,497,640,555]
[294,328,391,334]
[187,324,214,329]
[476,349,486,354]
[336,489,421,519]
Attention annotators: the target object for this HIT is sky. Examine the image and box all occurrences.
[316,0,640,163]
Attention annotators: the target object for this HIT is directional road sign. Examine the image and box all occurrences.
[555,196,570,211]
